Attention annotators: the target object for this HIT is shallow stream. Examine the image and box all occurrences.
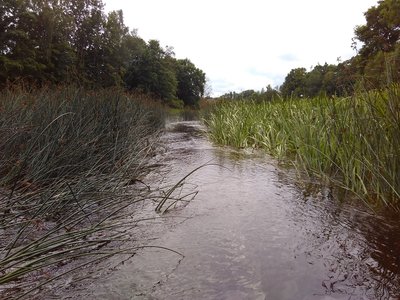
[66,118,400,300]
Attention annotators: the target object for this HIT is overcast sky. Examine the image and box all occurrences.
[104,0,378,96]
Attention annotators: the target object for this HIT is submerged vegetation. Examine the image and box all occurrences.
[205,85,400,209]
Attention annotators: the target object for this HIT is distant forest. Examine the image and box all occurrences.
[0,0,206,107]
[221,0,400,100]
[2,0,399,104]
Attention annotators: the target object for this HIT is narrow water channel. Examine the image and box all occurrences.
[69,118,400,300]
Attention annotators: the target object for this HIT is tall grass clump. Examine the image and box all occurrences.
[205,85,400,210]
[0,85,165,298]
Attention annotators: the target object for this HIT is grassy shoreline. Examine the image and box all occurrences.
[205,85,400,210]
[0,86,165,298]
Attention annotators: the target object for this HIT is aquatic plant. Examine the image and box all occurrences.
[205,85,400,209]
[0,86,167,298]
[155,163,221,214]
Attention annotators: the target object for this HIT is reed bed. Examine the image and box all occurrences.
[0,86,169,298]
[205,85,400,209]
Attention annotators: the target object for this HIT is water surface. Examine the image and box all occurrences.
[66,119,400,300]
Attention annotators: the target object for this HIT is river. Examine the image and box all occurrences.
[65,118,400,300]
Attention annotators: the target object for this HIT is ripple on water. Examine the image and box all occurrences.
[61,120,400,300]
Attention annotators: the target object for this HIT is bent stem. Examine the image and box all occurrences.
[155,163,221,213]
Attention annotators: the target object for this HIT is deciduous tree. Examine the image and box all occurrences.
[175,59,206,106]
[124,40,177,102]
[355,0,400,59]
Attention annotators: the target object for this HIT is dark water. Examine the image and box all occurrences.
[67,119,400,300]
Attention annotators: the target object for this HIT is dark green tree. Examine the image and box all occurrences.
[304,63,339,97]
[333,58,359,95]
[66,0,106,84]
[0,0,104,85]
[280,67,307,98]
[175,58,206,106]
[0,0,46,83]
[355,0,400,59]
[124,40,177,101]
[30,0,76,83]
[98,10,130,86]
[0,0,207,94]
[305,64,325,97]
[263,84,279,101]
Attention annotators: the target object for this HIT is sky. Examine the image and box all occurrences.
[104,0,378,96]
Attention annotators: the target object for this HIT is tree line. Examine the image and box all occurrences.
[222,0,400,100]
[281,0,400,98]
[0,0,206,107]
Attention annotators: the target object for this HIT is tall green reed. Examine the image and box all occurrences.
[205,85,400,209]
[0,86,166,298]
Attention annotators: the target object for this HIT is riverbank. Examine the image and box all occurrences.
[205,86,400,210]
[0,86,165,298]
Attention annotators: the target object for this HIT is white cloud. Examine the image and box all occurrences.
[104,0,378,96]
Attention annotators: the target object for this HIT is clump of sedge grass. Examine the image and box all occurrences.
[0,85,167,298]
[205,84,400,210]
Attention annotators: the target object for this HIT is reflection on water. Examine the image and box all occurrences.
[65,120,400,300]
